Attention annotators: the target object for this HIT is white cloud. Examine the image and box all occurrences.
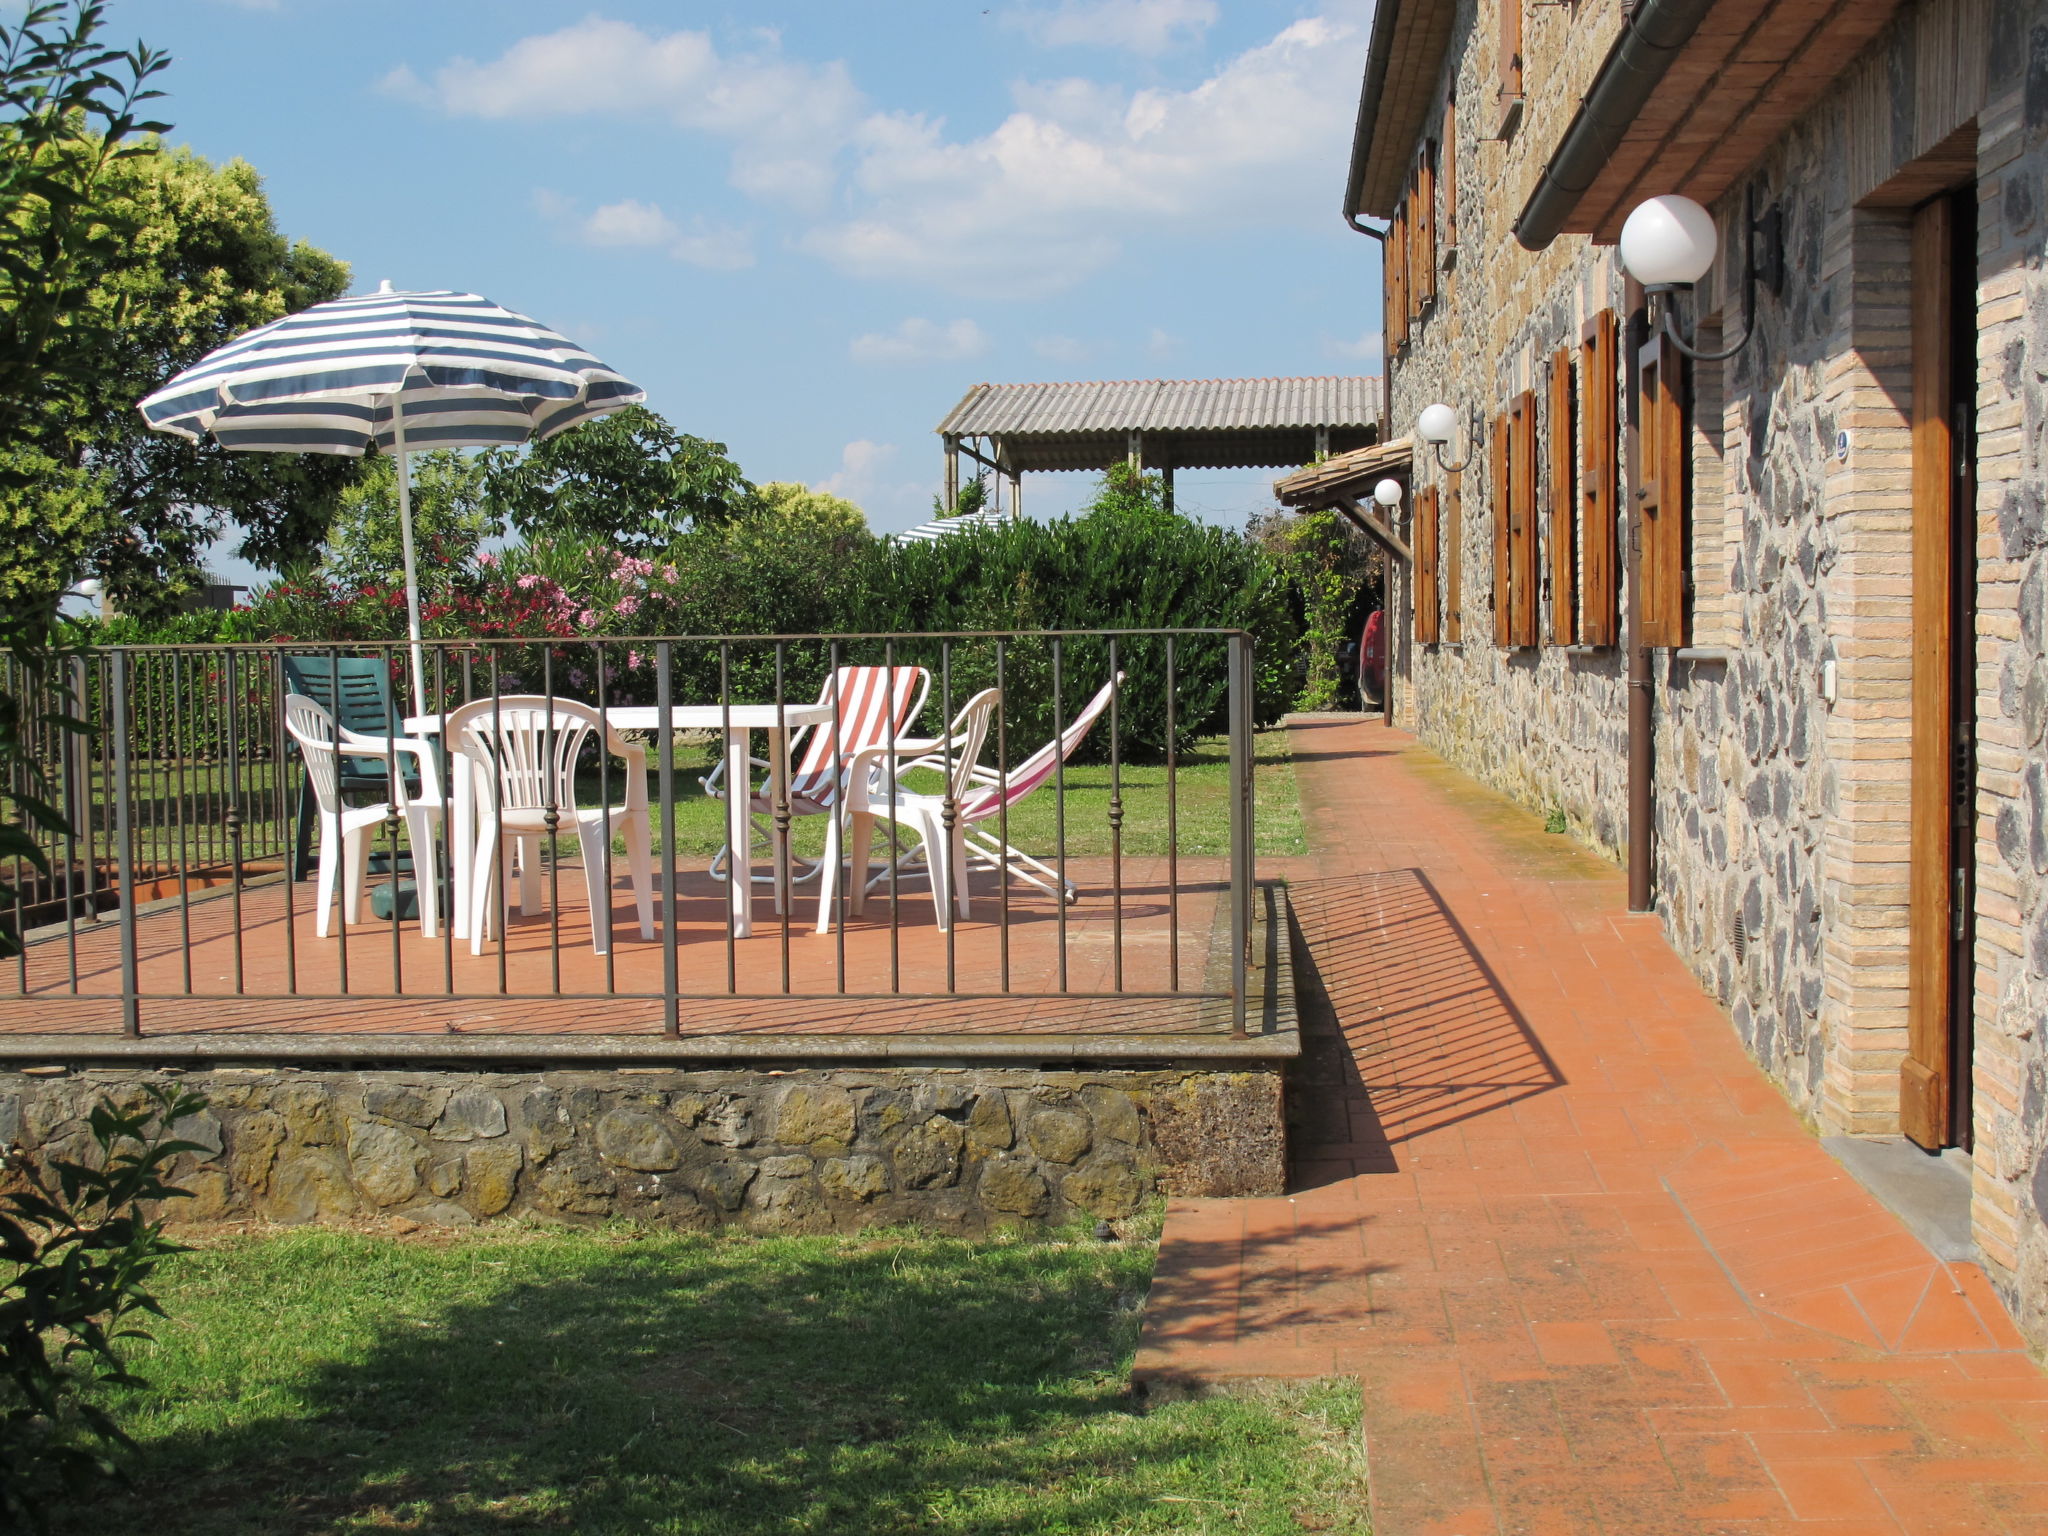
[1146,327,1179,359]
[401,11,1364,298]
[803,17,1362,295]
[1325,330,1383,366]
[533,191,754,270]
[1032,335,1091,365]
[814,441,942,530]
[849,317,991,365]
[582,198,679,248]
[1002,0,1218,54]
[386,18,865,209]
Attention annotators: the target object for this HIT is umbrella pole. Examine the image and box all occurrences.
[390,405,428,706]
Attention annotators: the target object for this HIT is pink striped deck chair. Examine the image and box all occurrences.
[864,671,1123,906]
[702,664,930,887]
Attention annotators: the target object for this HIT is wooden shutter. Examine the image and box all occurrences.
[1445,470,1463,642]
[1440,96,1457,251]
[1508,390,1539,647]
[1580,310,1620,646]
[1903,194,1959,1149]
[1387,204,1409,351]
[1636,329,1690,648]
[1498,0,1524,106]
[1415,486,1441,642]
[1413,148,1437,312]
[1491,414,1512,645]
[1547,348,1576,644]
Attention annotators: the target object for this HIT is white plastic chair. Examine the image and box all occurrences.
[844,688,1001,930]
[448,696,655,956]
[283,692,444,938]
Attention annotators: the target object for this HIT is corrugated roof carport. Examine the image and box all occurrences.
[934,376,1380,512]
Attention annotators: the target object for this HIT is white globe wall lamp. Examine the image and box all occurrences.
[1618,185,1783,363]
[1415,400,1475,474]
[1373,478,1404,509]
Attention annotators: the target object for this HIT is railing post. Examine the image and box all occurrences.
[1227,632,1254,1039]
[110,650,141,1037]
[657,641,680,1038]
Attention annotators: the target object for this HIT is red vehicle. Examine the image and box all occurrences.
[1359,609,1385,708]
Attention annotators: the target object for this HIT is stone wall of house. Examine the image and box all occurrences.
[1962,0,2048,1344]
[1381,0,2048,1344]
[0,1063,1286,1232]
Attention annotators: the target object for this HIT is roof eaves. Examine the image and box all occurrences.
[1342,0,1404,222]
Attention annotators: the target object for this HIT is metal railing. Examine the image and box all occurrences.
[4,630,1260,1042]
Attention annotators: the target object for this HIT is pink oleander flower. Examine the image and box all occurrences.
[516,573,540,590]
[477,551,499,568]
[627,650,646,671]
[616,595,640,616]
[578,608,598,630]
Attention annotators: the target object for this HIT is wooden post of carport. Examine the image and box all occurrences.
[943,433,960,513]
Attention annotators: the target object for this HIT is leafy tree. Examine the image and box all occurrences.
[319,449,498,596]
[1,1,169,957]
[484,405,754,552]
[753,480,868,538]
[2,138,358,616]
[1080,460,1177,529]
[931,473,988,519]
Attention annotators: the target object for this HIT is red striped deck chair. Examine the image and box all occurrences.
[703,664,931,884]
[865,671,1122,906]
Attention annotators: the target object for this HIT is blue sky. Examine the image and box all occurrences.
[115,0,1383,568]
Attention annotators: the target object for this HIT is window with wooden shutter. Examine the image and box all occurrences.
[1445,470,1463,641]
[1439,96,1457,254]
[1636,328,1691,648]
[1547,347,1576,644]
[1497,0,1523,129]
[1491,414,1512,645]
[1412,148,1436,314]
[1508,390,1539,647]
[1415,485,1441,643]
[1579,309,1619,646]
[1386,204,1409,352]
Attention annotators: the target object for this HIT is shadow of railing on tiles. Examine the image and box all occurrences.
[1285,868,1564,1188]
[1140,1211,1395,1355]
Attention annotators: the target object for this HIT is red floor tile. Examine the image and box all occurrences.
[1131,720,2048,1534]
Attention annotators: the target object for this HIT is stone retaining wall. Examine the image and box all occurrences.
[0,1063,1285,1232]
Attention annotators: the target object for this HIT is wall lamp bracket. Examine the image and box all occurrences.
[1624,184,1783,364]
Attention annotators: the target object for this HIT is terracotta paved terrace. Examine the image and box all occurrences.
[3,856,1241,1037]
[1136,719,2048,1535]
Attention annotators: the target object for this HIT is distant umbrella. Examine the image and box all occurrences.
[892,508,1013,544]
[139,284,644,700]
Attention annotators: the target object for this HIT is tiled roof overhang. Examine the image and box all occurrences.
[936,378,1381,474]
[1344,0,1458,221]
[1273,439,1416,508]
[1515,0,1909,250]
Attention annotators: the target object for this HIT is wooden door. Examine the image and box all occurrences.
[1903,188,1978,1151]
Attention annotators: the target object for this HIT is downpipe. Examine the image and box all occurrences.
[1625,303,1654,913]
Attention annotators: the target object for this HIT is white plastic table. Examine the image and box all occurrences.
[405,702,835,940]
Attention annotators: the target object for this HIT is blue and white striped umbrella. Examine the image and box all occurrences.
[138,286,643,453]
[892,508,1013,544]
[138,285,645,700]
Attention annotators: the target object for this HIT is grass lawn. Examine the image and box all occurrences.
[72,1224,1366,1535]
[92,729,1306,871]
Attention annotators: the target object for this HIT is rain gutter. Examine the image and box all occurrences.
[1511,0,1718,252]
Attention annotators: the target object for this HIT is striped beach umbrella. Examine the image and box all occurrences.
[139,284,644,700]
[891,508,1014,544]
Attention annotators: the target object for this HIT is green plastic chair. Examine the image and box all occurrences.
[282,655,421,879]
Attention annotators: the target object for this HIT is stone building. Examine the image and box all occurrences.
[1345,0,2048,1342]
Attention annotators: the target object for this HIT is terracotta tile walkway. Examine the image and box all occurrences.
[1134,719,2048,1535]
